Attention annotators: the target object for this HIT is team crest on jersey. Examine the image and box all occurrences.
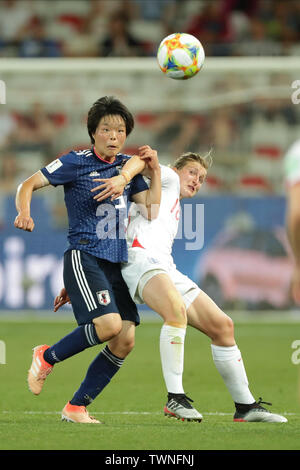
[96,290,111,306]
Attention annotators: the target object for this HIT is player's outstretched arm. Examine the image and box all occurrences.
[14,170,49,232]
[91,154,146,202]
[91,146,161,213]
[132,146,161,220]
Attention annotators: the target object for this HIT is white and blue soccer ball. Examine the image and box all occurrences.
[157,33,205,80]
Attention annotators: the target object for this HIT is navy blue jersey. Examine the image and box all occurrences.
[41,147,148,262]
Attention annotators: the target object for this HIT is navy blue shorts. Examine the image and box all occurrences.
[63,249,140,326]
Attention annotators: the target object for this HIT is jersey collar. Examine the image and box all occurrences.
[92,145,119,164]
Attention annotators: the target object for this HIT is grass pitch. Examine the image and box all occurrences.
[0,315,299,451]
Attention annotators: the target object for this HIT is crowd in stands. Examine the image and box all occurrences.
[0,0,300,58]
[1,93,298,190]
[1,0,300,229]
[1,92,298,230]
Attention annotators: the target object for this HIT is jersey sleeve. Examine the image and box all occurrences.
[128,174,149,200]
[40,151,78,186]
[160,165,180,191]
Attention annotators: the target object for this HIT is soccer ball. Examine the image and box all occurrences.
[157,33,205,80]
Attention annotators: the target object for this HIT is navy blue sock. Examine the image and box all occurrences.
[70,345,124,407]
[43,324,101,365]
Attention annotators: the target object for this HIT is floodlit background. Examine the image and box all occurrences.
[0,0,300,316]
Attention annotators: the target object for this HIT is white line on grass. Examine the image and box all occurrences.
[2,410,297,416]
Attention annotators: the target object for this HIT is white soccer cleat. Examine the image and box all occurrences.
[234,398,288,423]
[164,394,202,422]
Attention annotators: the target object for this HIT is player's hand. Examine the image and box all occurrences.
[54,287,71,312]
[138,145,160,172]
[14,213,35,232]
[91,174,127,202]
[291,266,300,305]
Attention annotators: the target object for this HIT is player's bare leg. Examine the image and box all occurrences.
[108,320,135,359]
[93,313,123,343]
[142,273,202,422]
[187,290,287,423]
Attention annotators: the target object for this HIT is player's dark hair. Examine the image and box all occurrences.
[87,96,134,143]
[173,151,212,170]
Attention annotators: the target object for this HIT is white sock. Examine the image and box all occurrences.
[160,324,186,394]
[211,344,255,404]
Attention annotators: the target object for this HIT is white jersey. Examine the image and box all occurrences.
[122,164,200,306]
[284,139,300,187]
[126,165,180,264]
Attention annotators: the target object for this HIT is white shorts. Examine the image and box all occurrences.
[121,248,200,309]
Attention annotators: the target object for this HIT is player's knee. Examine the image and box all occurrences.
[104,324,123,342]
[94,317,123,342]
[168,299,187,325]
[109,336,135,358]
[225,315,234,334]
[165,292,187,326]
[120,337,135,356]
[215,315,234,342]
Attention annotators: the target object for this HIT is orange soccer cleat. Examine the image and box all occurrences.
[27,344,53,395]
[61,402,101,424]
